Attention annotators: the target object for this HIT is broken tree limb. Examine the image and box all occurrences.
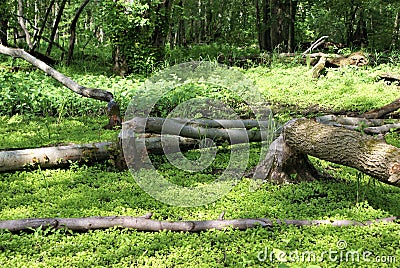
[359,73,400,119]
[302,36,329,56]
[0,44,121,129]
[378,73,400,83]
[360,98,400,119]
[311,56,326,78]
[255,118,400,187]
[0,215,397,232]
[316,115,400,134]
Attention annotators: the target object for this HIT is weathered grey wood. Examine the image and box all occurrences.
[316,115,400,134]
[0,142,113,172]
[0,215,396,232]
[123,117,274,144]
[0,44,121,129]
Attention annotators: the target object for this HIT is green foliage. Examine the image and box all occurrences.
[0,64,141,117]
[2,52,400,267]
[0,115,117,149]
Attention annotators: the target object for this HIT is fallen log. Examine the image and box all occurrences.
[254,118,400,187]
[0,142,113,172]
[123,117,275,144]
[0,214,397,232]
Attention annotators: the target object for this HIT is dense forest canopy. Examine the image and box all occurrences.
[1,0,400,74]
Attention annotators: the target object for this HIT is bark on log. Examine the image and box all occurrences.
[123,117,275,144]
[312,56,326,78]
[316,115,400,134]
[0,44,121,129]
[255,118,400,187]
[0,142,113,172]
[0,215,397,232]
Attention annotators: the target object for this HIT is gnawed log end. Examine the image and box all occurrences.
[253,134,320,184]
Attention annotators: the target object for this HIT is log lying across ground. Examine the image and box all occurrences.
[3,115,400,189]
[0,44,121,129]
[0,142,113,172]
[254,118,400,187]
[0,118,274,172]
[0,214,397,232]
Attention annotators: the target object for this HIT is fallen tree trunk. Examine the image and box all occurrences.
[0,214,397,232]
[123,117,275,144]
[254,118,400,187]
[0,142,113,172]
[0,44,121,129]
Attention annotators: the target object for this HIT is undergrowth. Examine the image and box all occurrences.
[1,49,400,267]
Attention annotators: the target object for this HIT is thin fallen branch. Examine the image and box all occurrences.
[0,44,121,129]
[360,98,400,119]
[316,115,400,134]
[0,215,397,232]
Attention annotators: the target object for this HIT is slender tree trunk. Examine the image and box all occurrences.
[0,19,8,46]
[32,0,55,52]
[67,0,91,65]
[46,0,67,56]
[392,11,400,48]
[287,0,297,52]
[255,0,262,50]
[17,0,33,49]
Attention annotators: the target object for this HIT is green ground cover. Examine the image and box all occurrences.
[0,55,399,267]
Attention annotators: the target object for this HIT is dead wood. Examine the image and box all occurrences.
[254,118,400,187]
[316,115,400,134]
[0,214,397,232]
[302,36,329,56]
[378,73,400,83]
[0,142,113,172]
[311,56,327,78]
[0,44,121,129]
[123,117,275,144]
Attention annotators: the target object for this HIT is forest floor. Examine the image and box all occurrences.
[0,54,399,267]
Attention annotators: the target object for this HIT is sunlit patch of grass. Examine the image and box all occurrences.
[0,115,118,149]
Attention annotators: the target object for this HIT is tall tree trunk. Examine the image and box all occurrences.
[67,0,91,65]
[32,0,56,52]
[151,0,173,61]
[260,0,271,51]
[46,0,67,57]
[255,0,262,50]
[287,0,297,52]
[0,19,8,46]
[392,11,400,48]
[17,0,33,49]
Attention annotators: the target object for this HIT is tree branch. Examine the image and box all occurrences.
[0,215,397,232]
[0,44,121,129]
